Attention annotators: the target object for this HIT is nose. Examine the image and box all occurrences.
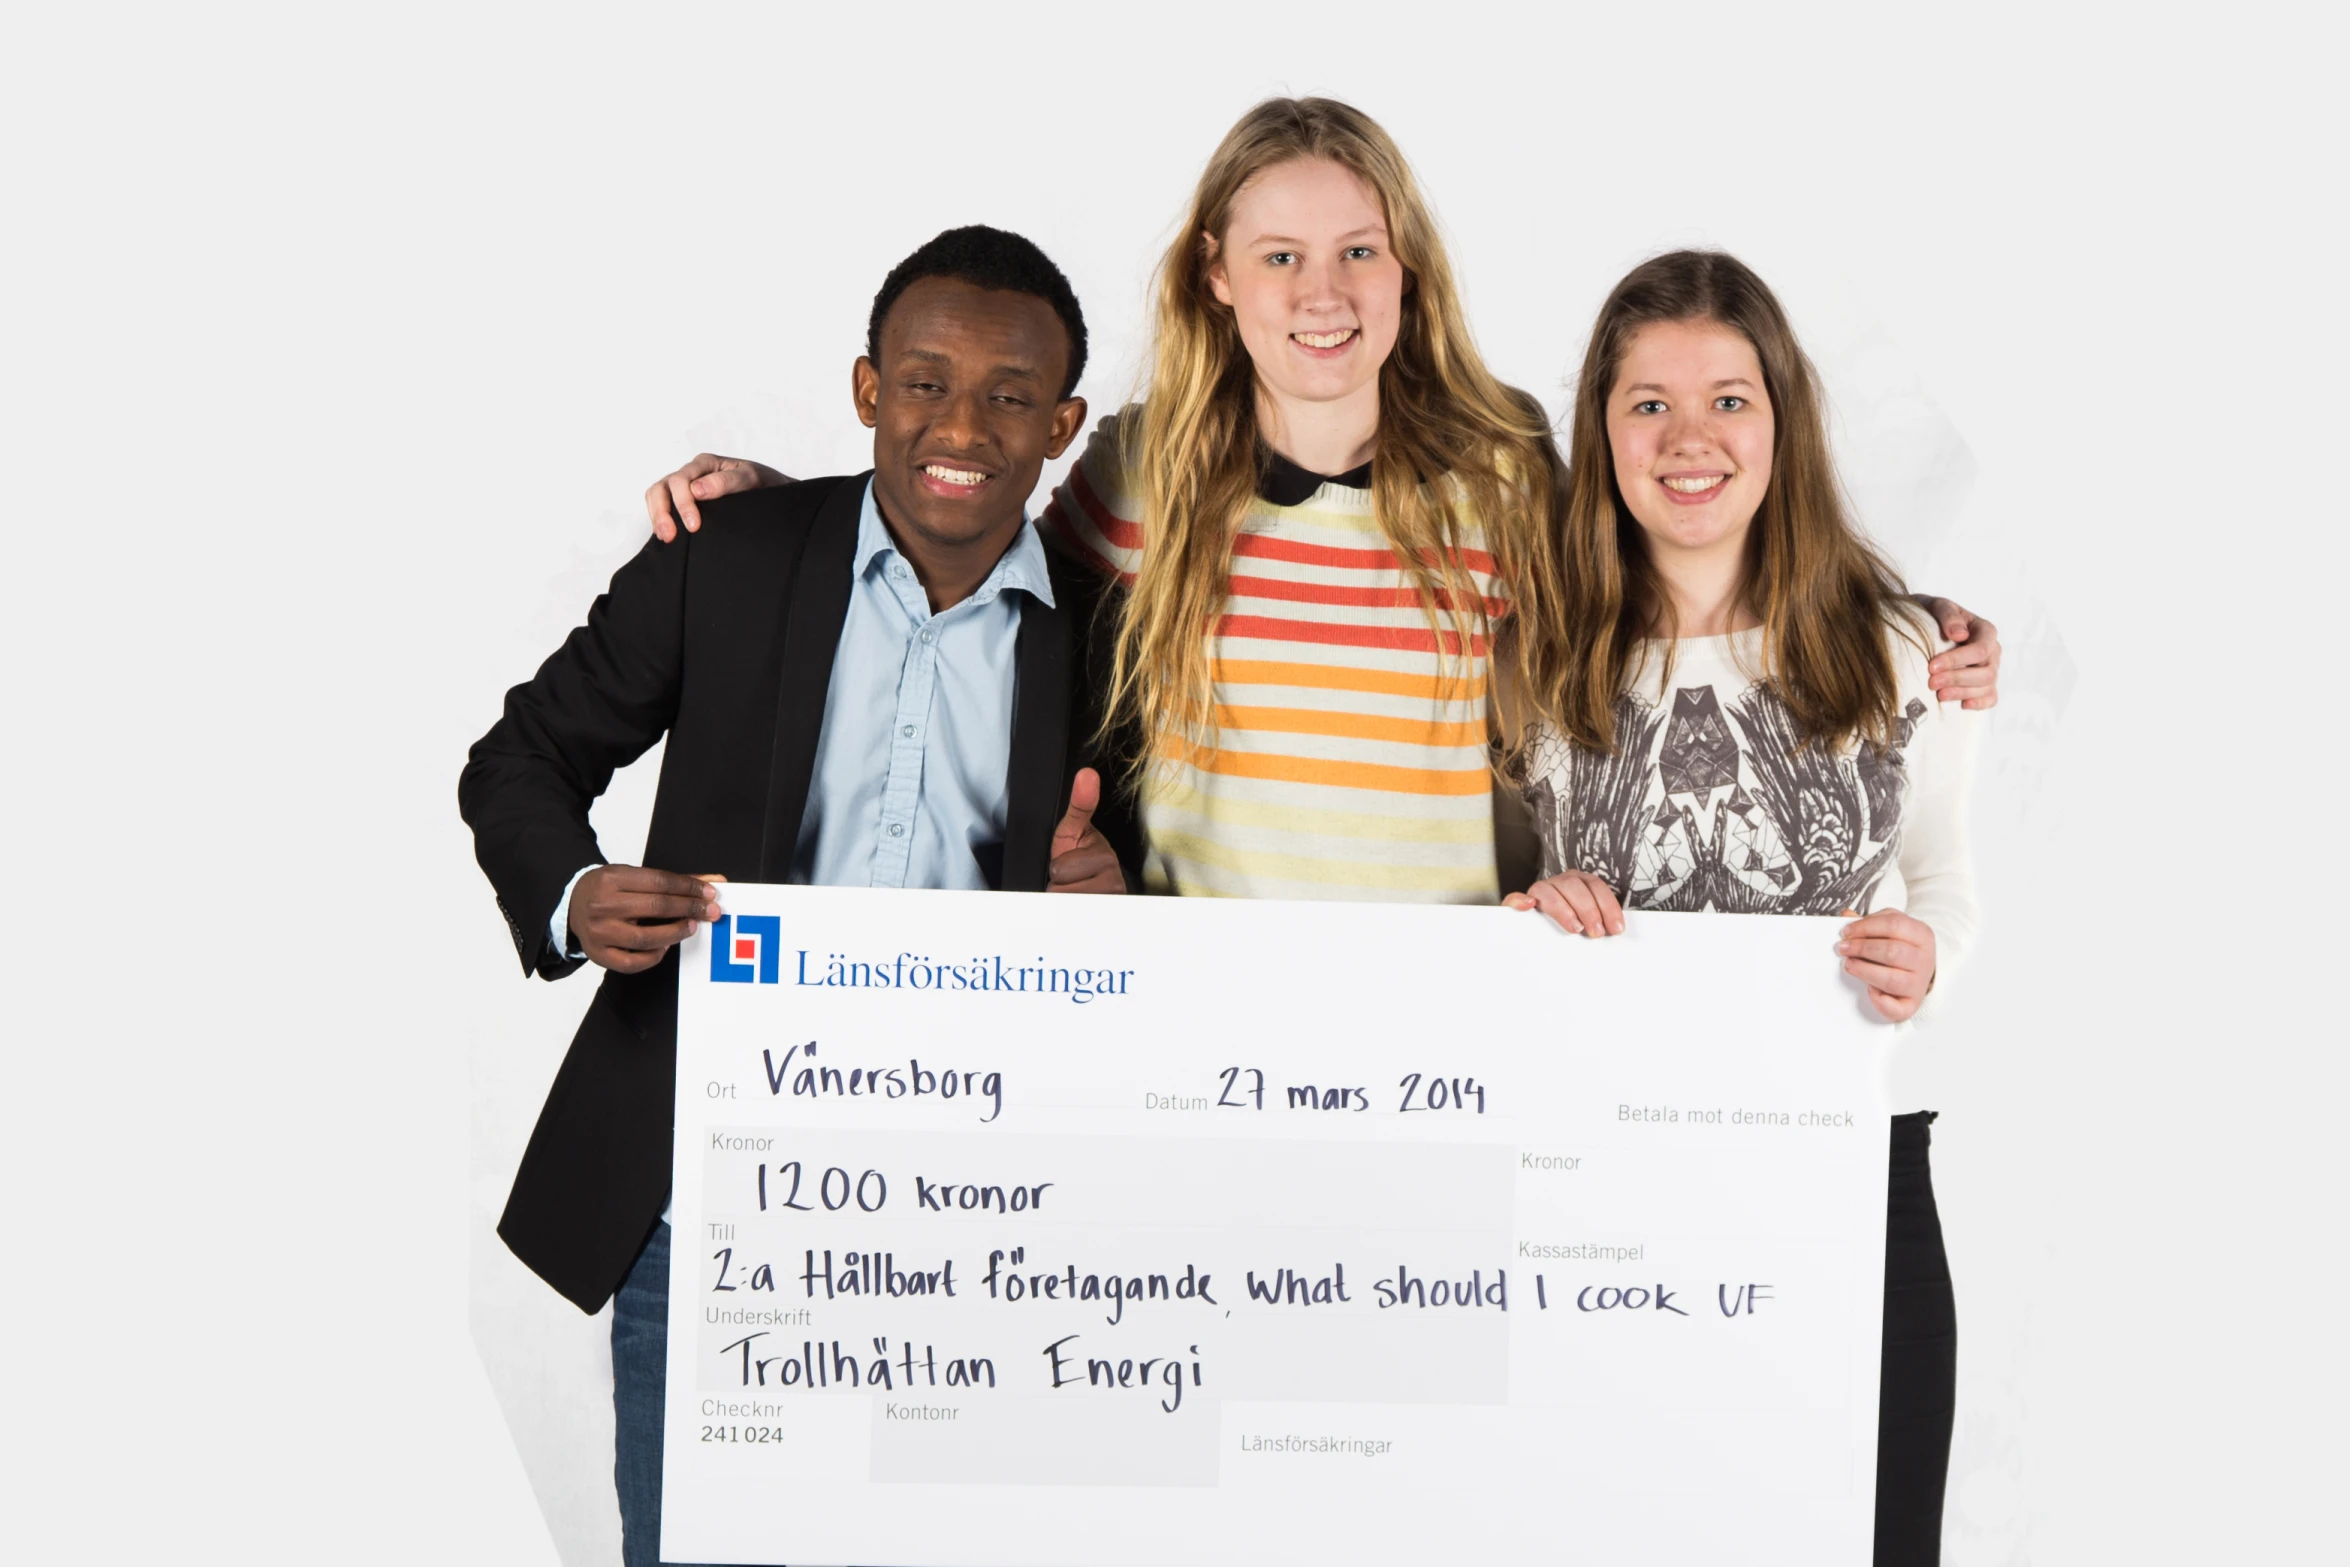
[1293,253,1343,315]
[1662,400,1714,456]
[930,386,991,451]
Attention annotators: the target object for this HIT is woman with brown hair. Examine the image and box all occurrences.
[1506,248,1978,1562]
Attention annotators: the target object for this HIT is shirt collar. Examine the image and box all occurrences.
[854,476,1056,611]
[1258,448,1373,507]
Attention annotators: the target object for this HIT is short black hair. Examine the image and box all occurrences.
[866,225,1088,399]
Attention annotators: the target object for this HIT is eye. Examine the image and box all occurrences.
[1715,396,1746,411]
[1633,399,1666,415]
[992,394,1032,408]
[1343,246,1376,261]
[905,380,943,394]
[1265,251,1298,267]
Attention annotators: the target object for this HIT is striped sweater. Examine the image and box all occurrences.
[1040,411,1505,903]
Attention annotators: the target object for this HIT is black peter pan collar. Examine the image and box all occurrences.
[1257,449,1372,507]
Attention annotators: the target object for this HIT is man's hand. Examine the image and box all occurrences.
[1046,768,1125,894]
[646,453,793,543]
[1919,597,2001,710]
[1505,868,1627,937]
[1838,908,1937,1022]
[569,866,725,973]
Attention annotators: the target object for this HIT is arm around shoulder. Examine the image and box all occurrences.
[1037,409,1143,580]
[1894,661,1986,994]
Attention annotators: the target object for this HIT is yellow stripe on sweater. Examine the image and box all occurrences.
[1212,704,1491,748]
[1212,658,1486,703]
[1145,829,1500,893]
[1142,776,1494,841]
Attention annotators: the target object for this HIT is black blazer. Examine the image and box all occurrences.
[460,474,1139,1312]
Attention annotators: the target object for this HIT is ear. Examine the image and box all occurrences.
[851,356,880,430]
[1202,230,1233,308]
[1045,395,1089,461]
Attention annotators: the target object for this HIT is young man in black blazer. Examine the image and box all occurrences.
[460,226,1135,1567]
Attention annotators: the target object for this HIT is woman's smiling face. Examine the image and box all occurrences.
[1206,156,1405,416]
[1606,318,1775,561]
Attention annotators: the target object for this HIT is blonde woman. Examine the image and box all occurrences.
[1048,98,1565,900]
[647,98,2003,895]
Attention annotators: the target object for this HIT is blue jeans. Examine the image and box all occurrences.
[611,1220,740,1567]
[615,1222,888,1566]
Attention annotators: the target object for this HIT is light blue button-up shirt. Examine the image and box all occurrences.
[790,477,1050,888]
[549,478,1051,959]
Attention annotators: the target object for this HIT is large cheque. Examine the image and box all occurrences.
[664,885,1890,1565]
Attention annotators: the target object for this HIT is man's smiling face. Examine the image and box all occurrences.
[855,275,1085,568]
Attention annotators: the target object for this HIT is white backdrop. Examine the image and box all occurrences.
[6,4,2341,1563]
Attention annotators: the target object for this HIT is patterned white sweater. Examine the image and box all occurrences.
[1518,621,1981,987]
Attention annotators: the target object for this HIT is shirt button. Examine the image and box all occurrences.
[891,561,908,580]
[919,628,934,644]
[889,822,906,838]
[901,724,917,739]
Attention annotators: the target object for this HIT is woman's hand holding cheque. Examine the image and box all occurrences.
[1833,909,1937,1022]
[1507,876,1937,1023]
[1504,870,1625,938]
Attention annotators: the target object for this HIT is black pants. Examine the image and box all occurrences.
[1878,1110,1957,1565]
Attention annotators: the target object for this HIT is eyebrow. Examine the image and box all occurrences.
[901,347,1043,381]
[1246,225,1389,247]
[1622,377,1759,395]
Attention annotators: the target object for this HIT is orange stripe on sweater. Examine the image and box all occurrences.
[1227,572,1507,615]
[1158,739,1492,797]
[1234,531,1500,577]
[1038,494,1133,585]
[1067,462,1143,551]
[1216,613,1490,658]
[1062,467,1501,577]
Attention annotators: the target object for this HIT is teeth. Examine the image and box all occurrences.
[1662,475,1726,493]
[1293,329,1356,348]
[924,464,988,486]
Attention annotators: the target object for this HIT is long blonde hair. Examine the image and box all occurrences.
[1530,249,1925,754]
[1104,97,1564,764]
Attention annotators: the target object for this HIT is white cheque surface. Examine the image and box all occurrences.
[663,886,1889,1566]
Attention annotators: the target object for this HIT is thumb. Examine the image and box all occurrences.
[1054,767,1101,847]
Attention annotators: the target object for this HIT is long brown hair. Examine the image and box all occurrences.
[1527,249,1925,753]
[1104,97,1564,758]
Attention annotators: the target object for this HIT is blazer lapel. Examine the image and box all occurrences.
[1000,582,1072,893]
[757,473,868,882]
